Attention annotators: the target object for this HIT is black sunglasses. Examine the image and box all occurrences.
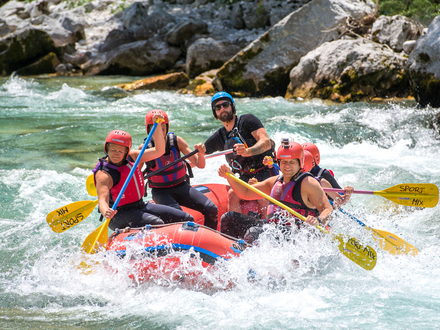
[214,101,231,111]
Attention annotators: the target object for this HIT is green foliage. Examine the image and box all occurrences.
[378,0,440,23]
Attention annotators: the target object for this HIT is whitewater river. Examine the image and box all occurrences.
[1,74,439,329]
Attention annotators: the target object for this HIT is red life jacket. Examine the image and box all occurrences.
[147,133,188,188]
[267,172,319,223]
[93,158,144,208]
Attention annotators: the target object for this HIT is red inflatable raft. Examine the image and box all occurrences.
[105,183,260,287]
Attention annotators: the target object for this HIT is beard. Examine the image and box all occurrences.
[218,110,234,123]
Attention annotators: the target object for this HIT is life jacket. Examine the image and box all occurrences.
[311,165,335,179]
[267,172,319,224]
[145,132,192,188]
[93,157,145,209]
[221,115,276,175]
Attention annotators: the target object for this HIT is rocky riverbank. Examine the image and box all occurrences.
[1,0,440,110]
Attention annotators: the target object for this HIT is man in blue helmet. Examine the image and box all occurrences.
[204,91,276,217]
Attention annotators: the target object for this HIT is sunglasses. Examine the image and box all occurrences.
[214,101,230,111]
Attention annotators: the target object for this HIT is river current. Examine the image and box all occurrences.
[1,74,439,329]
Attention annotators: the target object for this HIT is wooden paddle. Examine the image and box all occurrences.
[81,118,162,254]
[329,200,418,256]
[47,200,98,233]
[323,183,439,208]
[225,172,377,271]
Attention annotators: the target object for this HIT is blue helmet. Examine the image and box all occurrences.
[211,91,235,118]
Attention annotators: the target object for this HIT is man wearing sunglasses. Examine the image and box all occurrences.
[204,91,276,218]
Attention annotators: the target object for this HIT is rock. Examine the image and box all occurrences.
[16,51,60,75]
[406,14,440,107]
[166,19,208,46]
[214,0,375,97]
[82,37,181,76]
[0,28,57,75]
[133,6,176,40]
[371,15,424,52]
[116,72,190,91]
[186,37,241,78]
[285,38,410,102]
[179,68,218,95]
[403,40,417,54]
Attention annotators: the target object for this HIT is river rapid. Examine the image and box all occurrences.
[1,74,439,329]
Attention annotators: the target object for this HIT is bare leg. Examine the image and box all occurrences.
[228,189,242,213]
[257,199,269,218]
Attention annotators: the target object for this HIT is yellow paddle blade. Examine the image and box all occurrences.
[47,200,98,233]
[334,235,377,271]
[81,218,110,254]
[86,174,97,197]
[368,228,418,256]
[377,183,439,208]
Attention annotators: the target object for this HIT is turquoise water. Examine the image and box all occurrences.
[1,74,440,329]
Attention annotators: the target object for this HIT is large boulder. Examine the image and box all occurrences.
[213,0,375,97]
[406,14,440,107]
[81,37,182,76]
[285,38,410,102]
[186,38,241,78]
[0,28,57,75]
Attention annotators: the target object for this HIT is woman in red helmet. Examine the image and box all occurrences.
[93,120,193,231]
[218,139,334,242]
[142,109,219,230]
[302,142,341,189]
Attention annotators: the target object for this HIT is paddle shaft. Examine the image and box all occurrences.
[324,187,433,197]
[145,149,199,179]
[204,148,234,159]
[144,148,232,179]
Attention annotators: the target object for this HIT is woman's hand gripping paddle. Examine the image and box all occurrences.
[81,118,163,254]
[225,172,377,271]
[323,183,439,208]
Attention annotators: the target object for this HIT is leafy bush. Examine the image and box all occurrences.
[378,0,440,23]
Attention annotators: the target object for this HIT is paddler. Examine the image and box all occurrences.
[94,117,193,231]
[204,91,277,217]
[218,140,350,243]
[142,109,218,230]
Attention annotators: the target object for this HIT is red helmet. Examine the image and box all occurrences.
[105,130,132,154]
[302,142,320,165]
[276,141,304,168]
[145,109,169,134]
[301,150,316,173]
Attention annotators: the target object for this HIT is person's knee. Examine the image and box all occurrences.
[228,189,240,202]
[220,211,235,233]
[204,199,218,219]
[183,213,195,222]
[142,214,165,226]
